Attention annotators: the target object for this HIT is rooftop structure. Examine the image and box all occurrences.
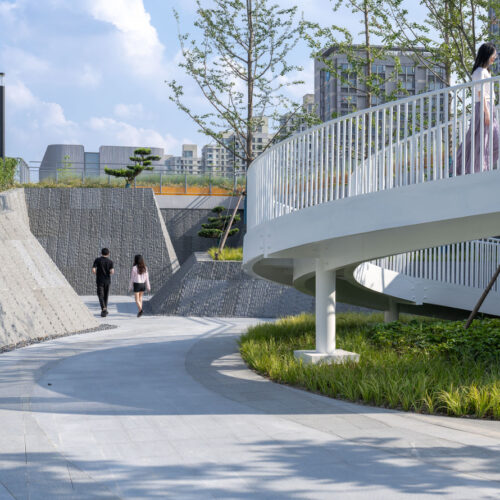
[39,144,166,181]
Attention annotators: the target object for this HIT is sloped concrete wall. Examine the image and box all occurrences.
[0,189,98,347]
[25,188,179,295]
[147,252,315,318]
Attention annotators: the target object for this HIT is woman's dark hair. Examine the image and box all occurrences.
[472,43,496,74]
[134,254,146,275]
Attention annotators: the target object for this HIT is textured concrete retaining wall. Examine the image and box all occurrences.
[161,209,245,265]
[146,253,315,318]
[26,188,179,295]
[0,189,98,347]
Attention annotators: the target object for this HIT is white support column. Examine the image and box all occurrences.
[315,264,336,353]
[384,299,399,323]
[294,259,359,365]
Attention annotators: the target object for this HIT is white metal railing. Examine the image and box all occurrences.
[248,76,500,229]
[373,238,500,293]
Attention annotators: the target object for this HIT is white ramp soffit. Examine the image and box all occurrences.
[244,75,500,316]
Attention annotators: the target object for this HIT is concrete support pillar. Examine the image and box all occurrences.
[294,259,359,365]
[315,261,336,354]
[384,299,399,323]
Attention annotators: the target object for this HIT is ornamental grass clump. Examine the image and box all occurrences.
[239,314,500,419]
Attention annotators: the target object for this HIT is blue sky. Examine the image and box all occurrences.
[0,0,424,164]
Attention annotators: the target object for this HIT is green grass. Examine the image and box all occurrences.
[21,173,246,190]
[207,246,243,261]
[239,313,500,419]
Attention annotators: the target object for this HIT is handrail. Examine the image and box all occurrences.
[372,238,500,293]
[248,75,500,229]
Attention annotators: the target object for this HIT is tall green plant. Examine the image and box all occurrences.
[104,148,160,188]
[303,0,404,115]
[0,157,18,191]
[380,0,492,86]
[168,0,319,171]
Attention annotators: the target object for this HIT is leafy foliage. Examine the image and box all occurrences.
[368,318,500,362]
[239,313,500,419]
[168,0,320,170]
[302,0,406,113]
[0,157,18,191]
[104,148,160,187]
[198,205,241,239]
[380,0,492,85]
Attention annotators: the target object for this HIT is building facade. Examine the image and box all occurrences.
[315,46,446,122]
[164,144,202,174]
[278,94,317,139]
[202,117,273,174]
[39,145,166,181]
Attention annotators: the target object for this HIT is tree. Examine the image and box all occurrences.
[303,0,405,115]
[104,148,160,188]
[198,206,241,239]
[380,0,492,86]
[168,0,320,172]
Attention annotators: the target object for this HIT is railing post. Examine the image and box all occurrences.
[184,172,187,194]
[160,171,162,194]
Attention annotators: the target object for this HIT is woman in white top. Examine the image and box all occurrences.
[457,43,498,174]
[128,254,151,317]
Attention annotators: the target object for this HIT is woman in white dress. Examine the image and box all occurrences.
[456,43,498,174]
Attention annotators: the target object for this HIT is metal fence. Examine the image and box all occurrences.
[26,163,246,195]
[246,75,500,291]
[373,238,500,292]
[248,76,500,228]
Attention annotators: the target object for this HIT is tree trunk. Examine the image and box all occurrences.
[246,0,254,172]
[364,0,372,109]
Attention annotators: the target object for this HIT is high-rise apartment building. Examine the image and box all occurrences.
[278,94,317,139]
[164,144,203,174]
[202,117,272,173]
[315,46,446,122]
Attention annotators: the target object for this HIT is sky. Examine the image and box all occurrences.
[0,0,425,165]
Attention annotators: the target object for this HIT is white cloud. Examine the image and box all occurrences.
[85,0,165,77]
[87,116,180,153]
[0,1,18,19]
[80,64,102,88]
[114,102,144,119]
[8,80,76,129]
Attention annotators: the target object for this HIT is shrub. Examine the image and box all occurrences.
[0,157,18,191]
[207,246,243,261]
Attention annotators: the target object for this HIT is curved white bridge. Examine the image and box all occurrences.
[243,76,500,363]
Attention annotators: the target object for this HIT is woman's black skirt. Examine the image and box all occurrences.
[133,282,146,293]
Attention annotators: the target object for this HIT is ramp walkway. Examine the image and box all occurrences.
[243,76,500,362]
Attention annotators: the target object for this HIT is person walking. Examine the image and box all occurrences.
[128,254,151,317]
[456,43,499,174]
[92,248,114,317]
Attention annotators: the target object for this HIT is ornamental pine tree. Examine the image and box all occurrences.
[104,148,160,187]
[198,206,240,239]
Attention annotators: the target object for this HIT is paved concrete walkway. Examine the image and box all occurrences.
[0,296,499,499]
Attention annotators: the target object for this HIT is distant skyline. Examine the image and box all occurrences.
[1,0,427,164]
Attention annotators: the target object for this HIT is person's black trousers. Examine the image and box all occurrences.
[97,282,110,311]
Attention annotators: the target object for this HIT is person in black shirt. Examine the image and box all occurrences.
[92,248,115,317]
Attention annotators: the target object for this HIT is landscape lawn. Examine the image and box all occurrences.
[207,246,243,261]
[239,313,500,419]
